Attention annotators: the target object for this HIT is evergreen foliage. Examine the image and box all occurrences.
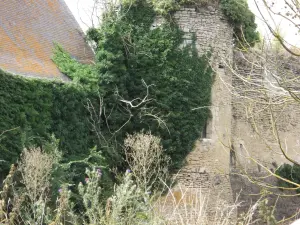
[0,69,96,172]
[0,0,259,170]
[57,0,213,168]
[275,163,300,193]
[114,0,260,46]
[52,44,98,91]
[0,0,259,171]
[220,0,260,46]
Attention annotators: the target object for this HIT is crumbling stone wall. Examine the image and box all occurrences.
[166,5,300,223]
[230,170,299,225]
[163,5,236,219]
[232,52,300,171]
[230,51,300,223]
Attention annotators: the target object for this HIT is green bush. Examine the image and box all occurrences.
[56,0,213,168]
[220,0,260,46]
[1,0,258,172]
[116,0,260,47]
[275,163,300,193]
[0,0,215,172]
[52,44,98,91]
[0,69,97,172]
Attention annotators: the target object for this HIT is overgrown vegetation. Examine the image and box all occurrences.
[52,44,98,91]
[0,140,259,225]
[54,0,213,168]
[0,69,97,172]
[0,4,217,223]
[276,163,300,193]
[220,0,259,47]
[115,0,259,46]
[1,0,259,172]
[0,0,266,222]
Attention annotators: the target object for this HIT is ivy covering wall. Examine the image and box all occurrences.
[276,163,300,193]
[0,0,259,172]
[118,0,259,46]
[54,0,214,169]
[0,70,97,172]
[220,0,259,46]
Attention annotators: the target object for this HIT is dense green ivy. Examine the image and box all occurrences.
[1,0,257,172]
[220,0,260,46]
[0,70,97,172]
[52,44,98,91]
[55,0,213,168]
[275,163,300,193]
[117,0,259,46]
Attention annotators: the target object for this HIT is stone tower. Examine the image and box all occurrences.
[156,4,236,219]
[169,4,300,222]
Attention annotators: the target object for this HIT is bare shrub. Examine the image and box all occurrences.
[124,132,170,192]
[0,149,264,225]
[18,148,56,224]
[19,148,55,203]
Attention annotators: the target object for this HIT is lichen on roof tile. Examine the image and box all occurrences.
[0,0,94,80]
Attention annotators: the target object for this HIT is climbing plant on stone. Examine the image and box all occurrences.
[54,0,213,168]
[220,0,260,46]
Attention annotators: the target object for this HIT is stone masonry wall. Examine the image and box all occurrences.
[158,5,236,220]
[155,5,300,223]
[230,52,300,223]
[232,52,300,172]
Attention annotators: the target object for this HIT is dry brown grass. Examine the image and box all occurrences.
[153,184,246,225]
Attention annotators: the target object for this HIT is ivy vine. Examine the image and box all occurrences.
[54,0,213,168]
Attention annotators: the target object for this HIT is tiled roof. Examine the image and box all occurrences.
[0,0,94,80]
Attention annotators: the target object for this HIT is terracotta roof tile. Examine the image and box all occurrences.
[0,0,94,80]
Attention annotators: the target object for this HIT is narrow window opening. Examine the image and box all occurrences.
[201,118,212,139]
[257,164,261,172]
[202,122,207,139]
[230,144,236,169]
